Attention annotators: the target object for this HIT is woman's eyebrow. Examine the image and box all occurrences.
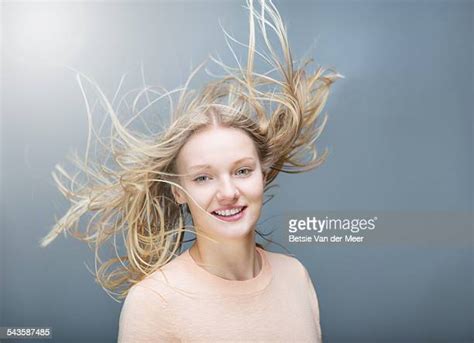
[188,157,256,171]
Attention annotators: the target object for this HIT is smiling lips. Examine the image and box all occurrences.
[211,206,247,222]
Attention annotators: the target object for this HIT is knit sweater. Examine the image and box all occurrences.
[118,247,322,342]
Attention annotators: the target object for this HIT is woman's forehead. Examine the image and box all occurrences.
[186,157,257,173]
[177,127,259,169]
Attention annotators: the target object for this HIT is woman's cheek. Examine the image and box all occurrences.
[247,176,265,197]
[187,184,214,207]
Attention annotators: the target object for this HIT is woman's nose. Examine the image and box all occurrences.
[216,177,240,201]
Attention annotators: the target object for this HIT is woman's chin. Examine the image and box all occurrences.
[201,219,258,241]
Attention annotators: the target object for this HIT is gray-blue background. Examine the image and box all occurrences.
[1,1,472,342]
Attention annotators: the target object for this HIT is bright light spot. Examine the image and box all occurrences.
[6,2,86,67]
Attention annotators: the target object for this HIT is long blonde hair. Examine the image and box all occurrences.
[40,0,342,301]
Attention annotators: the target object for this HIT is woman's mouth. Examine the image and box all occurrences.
[211,206,247,222]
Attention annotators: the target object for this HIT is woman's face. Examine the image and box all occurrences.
[173,126,266,242]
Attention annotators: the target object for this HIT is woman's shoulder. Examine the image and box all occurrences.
[262,248,315,295]
[119,266,180,342]
[262,248,308,277]
[124,250,191,304]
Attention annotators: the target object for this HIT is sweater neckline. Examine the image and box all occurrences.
[183,246,272,295]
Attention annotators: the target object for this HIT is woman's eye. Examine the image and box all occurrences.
[236,168,252,176]
[193,176,209,183]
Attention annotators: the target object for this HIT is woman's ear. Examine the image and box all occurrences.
[171,184,186,205]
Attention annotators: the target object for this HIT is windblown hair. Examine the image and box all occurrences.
[40,0,342,301]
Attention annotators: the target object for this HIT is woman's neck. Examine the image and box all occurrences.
[189,241,262,281]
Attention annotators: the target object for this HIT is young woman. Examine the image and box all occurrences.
[40,0,341,341]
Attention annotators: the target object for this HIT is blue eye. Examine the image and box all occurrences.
[236,168,252,176]
[193,175,210,183]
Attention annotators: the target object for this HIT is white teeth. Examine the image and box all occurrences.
[214,207,243,217]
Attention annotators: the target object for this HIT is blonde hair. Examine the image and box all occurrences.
[40,0,342,301]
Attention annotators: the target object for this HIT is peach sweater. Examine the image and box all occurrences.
[118,247,322,342]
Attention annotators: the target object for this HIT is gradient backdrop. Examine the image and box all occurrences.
[1,1,472,342]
